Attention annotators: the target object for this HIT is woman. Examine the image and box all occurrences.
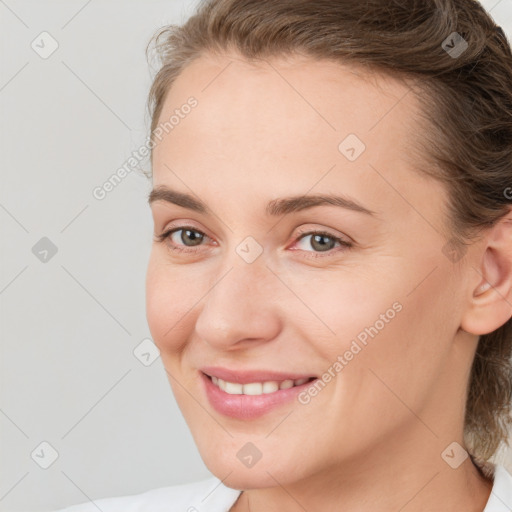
[57,0,512,510]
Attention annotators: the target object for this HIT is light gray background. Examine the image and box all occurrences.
[1,1,512,511]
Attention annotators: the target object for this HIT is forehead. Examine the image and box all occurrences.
[150,51,446,228]
[153,51,420,170]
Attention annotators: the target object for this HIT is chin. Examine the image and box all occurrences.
[201,449,311,490]
[208,465,288,490]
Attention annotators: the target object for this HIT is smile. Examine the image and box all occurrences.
[200,371,319,420]
[209,375,316,395]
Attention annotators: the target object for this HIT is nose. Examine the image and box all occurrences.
[194,256,282,351]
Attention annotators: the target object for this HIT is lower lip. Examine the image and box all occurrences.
[200,371,317,420]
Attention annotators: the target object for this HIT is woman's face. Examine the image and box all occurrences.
[146,53,476,488]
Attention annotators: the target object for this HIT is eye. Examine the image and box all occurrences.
[155,226,210,253]
[155,225,353,258]
[291,229,353,258]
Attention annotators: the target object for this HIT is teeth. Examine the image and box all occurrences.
[280,379,294,389]
[210,376,313,395]
[224,381,243,394]
[262,381,279,393]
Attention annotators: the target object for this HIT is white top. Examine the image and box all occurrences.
[55,463,512,512]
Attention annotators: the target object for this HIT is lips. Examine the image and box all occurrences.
[199,366,319,419]
[200,366,317,384]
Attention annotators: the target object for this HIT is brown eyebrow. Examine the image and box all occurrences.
[148,185,377,217]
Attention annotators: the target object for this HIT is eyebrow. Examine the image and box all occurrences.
[148,185,377,217]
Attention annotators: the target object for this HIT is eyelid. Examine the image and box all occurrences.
[292,225,353,246]
[156,223,353,258]
[157,219,214,241]
[155,224,212,246]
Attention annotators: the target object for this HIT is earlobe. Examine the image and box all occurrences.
[460,210,512,336]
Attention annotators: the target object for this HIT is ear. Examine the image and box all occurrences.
[461,208,512,336]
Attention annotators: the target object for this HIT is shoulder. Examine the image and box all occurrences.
[483,463,512,511]
[54,476,242,512]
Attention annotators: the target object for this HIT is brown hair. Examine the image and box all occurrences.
[145,0,512,467]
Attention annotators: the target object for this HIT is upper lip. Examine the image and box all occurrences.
[200,366,317,384]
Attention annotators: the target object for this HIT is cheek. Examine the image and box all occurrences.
[145,255,197,353]
[346,262,458,409]
[309,253,457,387]
[285,264,403,351]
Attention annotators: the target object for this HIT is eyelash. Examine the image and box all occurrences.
[155,225,353,258]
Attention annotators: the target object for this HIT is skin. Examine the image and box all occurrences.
[145,51,512,512]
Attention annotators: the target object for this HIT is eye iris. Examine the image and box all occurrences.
[310,234,335,252]
[181,229,203,246]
